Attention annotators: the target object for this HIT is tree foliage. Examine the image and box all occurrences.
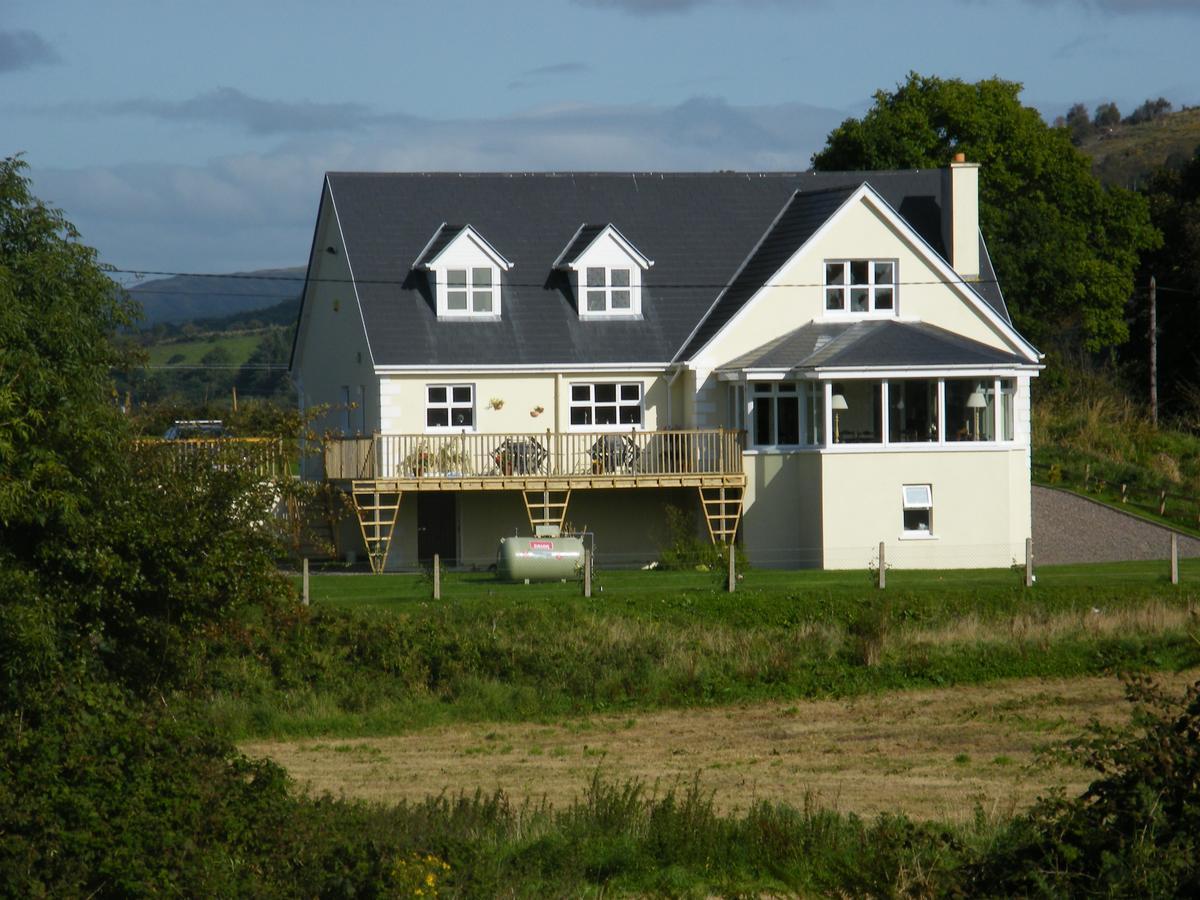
[811,73,1160,350]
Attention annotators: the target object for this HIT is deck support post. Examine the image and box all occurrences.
[698,485,744,545]
[350,481,403,574]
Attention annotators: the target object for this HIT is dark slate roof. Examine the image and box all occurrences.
[719,320,1029,371]
[676,186,856,361]
[411,223,463,268]
[317,171,1012,368]
[553,224,607,268]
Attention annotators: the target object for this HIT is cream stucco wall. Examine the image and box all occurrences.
[693,194,1023,372]
[741,452,823,568]
[378,371,669,435]
[293,195,378,478]
[819,448,1030,569]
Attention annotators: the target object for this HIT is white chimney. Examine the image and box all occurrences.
[942,153,980,281]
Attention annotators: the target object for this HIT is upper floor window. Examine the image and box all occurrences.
[825,259,896,314]
[586,266,632,313]
[569,382,642,428]
[426,384,474,431]
[446,267,495,314]
[414,224,512,320]
[554,223,653,319]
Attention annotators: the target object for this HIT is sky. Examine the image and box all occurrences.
[3,0,1200,280]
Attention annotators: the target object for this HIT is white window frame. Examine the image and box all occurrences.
[583,266,634,314]
[568,382,644,431]
[436,265,499,319]
[425,383,476,432]
[824,259,897,316]
[901,484,934,537]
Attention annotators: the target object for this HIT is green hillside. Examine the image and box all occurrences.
[147,330,276,368]
[1078,107,1200,188]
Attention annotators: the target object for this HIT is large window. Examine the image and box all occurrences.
[753,383,800,446]
[585,267,633,313]
[945,379,995,442]
[902,484,933,535]
[570,382,642,427]
[831,381,882,443]
[887,380,938,443]
[749,382,823,447]
[825,259,896,313]
[445,267,496,315]
[426,384,474,430]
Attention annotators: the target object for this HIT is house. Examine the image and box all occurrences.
[290,160,1041,572]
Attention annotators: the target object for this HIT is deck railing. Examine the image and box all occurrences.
[322,429,746,481]
[133,437,289,479]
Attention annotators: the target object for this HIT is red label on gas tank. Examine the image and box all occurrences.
[529,541,553,550]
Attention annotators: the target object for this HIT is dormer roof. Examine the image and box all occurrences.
[413,223,513,271]
[552,223,654,270]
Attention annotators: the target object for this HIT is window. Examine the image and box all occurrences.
[825,260,896,314]
[748,382,823,447]
[887,380,938,443]
[945,379,994,441]
[426,384,474,430]
[752,383,800,446]
[585,267,633,313]
[902,484,933,534]
[831,381,882,443]
[444,266,496,315]
[569,382,642,427]
[1000,379,1016,441]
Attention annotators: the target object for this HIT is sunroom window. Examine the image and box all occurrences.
[749,382,823,447]
[825,260,896,314]
[945,379,995,441]
[887,380,939,443]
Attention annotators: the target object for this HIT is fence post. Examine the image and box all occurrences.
[1171,533,1179,585]
[877,541,886,589]
[727,542,736,593]
[1025,537,1034,587]
[433,553,441,600]
[583,546,592,597]
[302,557,310,606]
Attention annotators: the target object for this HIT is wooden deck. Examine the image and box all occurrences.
[325,430,748,572]
[322,429,747,489]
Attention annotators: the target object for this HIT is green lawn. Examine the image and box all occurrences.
[147,330,270,367]
[197,560,1200,740]
[298,559,1200,622]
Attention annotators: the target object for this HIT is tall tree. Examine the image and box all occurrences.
[811,73,1159,350]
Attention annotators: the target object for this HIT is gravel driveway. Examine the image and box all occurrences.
[1032,485,1200,566]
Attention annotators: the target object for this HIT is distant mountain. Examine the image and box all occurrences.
[126,267,306,326]
[1077,107,1200,189]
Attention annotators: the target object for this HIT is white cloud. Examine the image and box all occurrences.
[28,96,849,273]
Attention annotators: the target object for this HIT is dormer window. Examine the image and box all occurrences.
[586,266,632,313]
[446,267,494,314]
[413,224,512,319]
[825,259,896,315]
[554,223,652,319]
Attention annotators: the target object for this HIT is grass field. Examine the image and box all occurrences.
[203,561,1200,743]
[243,670,1199,822]
[146,329,272,367]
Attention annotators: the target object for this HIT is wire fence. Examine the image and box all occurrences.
[1033,459,1200,535]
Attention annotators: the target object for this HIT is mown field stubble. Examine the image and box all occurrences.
[243,672,1200,822]
[230,563,1200,825]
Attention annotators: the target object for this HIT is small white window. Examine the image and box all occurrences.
[825,259,896,314]
[426,384,475,431]
[442,267,496,317]
[902,484,933,534]
[569,382,642,428]
[584,267,633,314]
